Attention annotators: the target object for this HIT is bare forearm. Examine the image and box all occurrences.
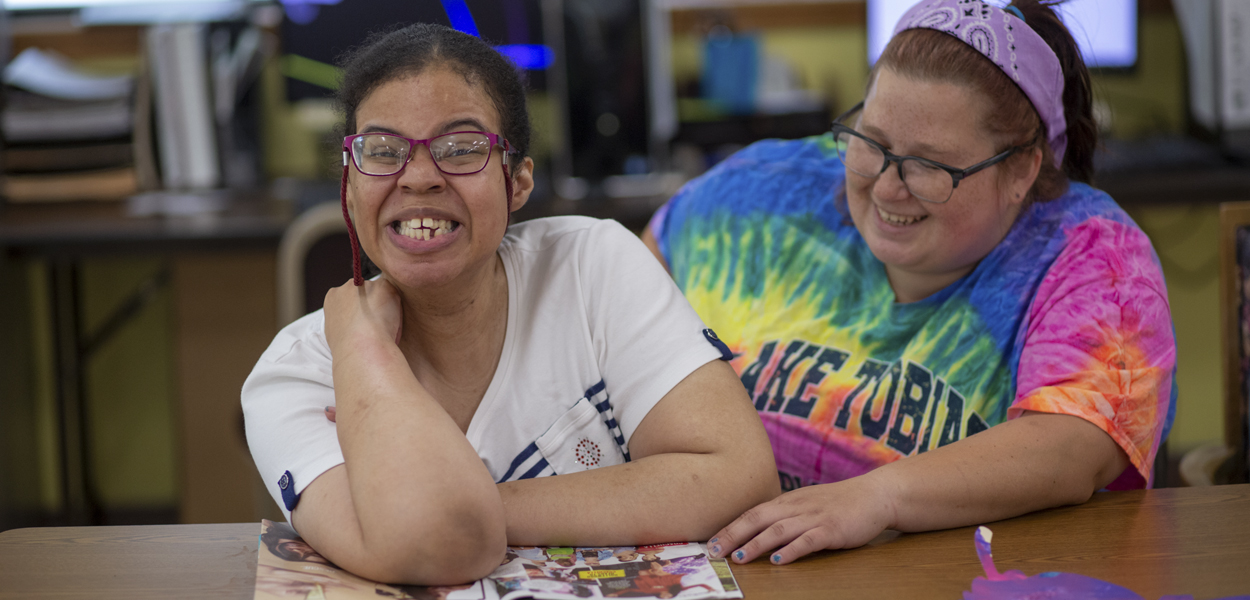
[709,412,1131,566]
[336,339,503,532]
[500,360,780,546]
[499,450,779,546]
[872,412,1130,533]
[298,340,506,583]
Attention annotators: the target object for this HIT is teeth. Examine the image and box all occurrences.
[876,206,926,226]
[395,218,456,240]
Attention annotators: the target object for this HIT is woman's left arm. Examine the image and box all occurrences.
[498,358,782,546]
[710,216,1173,565]
[708,410,1127,564]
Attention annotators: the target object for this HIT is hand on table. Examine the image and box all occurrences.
[707,473,897,565]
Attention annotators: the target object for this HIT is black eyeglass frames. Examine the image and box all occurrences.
[830,101,1032,204]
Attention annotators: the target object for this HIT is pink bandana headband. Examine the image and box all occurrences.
[892,0,1067,166]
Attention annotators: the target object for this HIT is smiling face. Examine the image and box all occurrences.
[346,66,533,292]
[846,67,1039,303]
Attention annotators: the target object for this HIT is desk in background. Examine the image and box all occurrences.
[0,191,294,527]
[1,485,1247,599]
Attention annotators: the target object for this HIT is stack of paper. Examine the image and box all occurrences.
[1,47,142,203]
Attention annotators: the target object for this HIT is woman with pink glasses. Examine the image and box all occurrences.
[242,23,778,585]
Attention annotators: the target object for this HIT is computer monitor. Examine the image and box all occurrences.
[868,0,1138,70]
[279,0,549,102]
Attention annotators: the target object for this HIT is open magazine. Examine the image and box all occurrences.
[255,519,743,600]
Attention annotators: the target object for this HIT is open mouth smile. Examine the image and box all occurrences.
[876,206,928,226]
[393,217,459,241]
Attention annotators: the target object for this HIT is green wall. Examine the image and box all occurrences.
[78,259,178,507]
[13,258,179,517]
[672,24,869,116]
[1092,14,1188,139]
[673,12,1187,138]
[1126,205,1222,452]
[0,257,43,528]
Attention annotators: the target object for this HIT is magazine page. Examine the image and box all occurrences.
[254,520,742,600]
[491,543,741,600]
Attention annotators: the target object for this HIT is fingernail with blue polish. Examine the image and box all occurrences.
[709,537,719,545]
[733,550,745,561]
[710,545,721,556]
[771,553,782,564]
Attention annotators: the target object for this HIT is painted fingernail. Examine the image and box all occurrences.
[710,545,721,556]
[708,537,719,545]
[733,550,745,561]
[771,553,782,564]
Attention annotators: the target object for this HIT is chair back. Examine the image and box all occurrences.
[277,201,355,327]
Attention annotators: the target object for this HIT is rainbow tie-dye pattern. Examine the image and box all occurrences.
[654,134,1175,490]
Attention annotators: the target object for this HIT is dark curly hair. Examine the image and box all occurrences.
[332,23,533,285]
[334,22,532,164]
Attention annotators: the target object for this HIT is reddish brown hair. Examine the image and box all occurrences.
[872,0,1096,202]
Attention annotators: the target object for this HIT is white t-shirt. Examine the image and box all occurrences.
[243,216,728,523]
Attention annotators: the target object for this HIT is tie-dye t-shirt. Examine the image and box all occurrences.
[651,134,1176,490]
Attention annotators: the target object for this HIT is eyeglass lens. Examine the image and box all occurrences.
[834,131,954,203]
[352,132,494,176]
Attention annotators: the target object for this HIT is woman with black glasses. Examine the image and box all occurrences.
[644,0,1175,566]
[242,23,779,585]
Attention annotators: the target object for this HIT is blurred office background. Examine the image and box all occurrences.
[0,0,1246,530]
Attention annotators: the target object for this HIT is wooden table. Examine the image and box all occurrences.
[1,485,1248,599]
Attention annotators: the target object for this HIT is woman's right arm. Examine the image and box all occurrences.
[291,279,507,585]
